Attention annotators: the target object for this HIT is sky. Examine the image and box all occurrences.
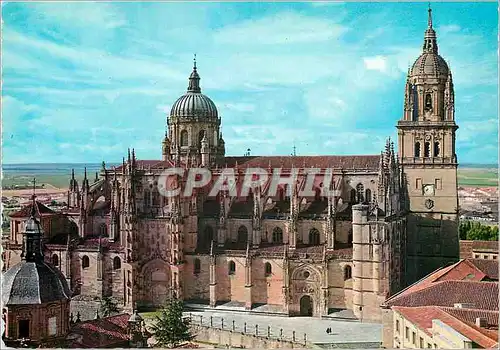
[1,1,498,164]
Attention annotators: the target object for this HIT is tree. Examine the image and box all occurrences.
[459,221,499,241]
[150,298,193,348]
[99,296,120,317]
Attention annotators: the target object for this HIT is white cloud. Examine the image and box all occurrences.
[214,12,347,45]
[221,103,255,113]
[363,56,388,73]
[27,2,127,29]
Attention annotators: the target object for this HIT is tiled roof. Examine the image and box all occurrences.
[67,313,130,348]
[9,200,56,218]
[434,259,486,282]
[469,259,499,280]
[393,306,498,348]
[224,155,381,170]
[113,159,176,171]
[386,280,498,310]
[442,307,498,328]
[385,259,498,304]
[76,236,123,251]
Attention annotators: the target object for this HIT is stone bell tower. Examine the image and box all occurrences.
[397,6,459,284]
[165,56,225,167]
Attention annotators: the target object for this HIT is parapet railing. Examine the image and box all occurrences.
[186,313,308,347]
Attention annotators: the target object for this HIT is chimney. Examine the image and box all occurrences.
[453,303,475,309]
[475,317,487,328]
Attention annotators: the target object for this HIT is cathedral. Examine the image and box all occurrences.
[4,8,459,322]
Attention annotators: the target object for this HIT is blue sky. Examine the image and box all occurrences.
[2,1,498,164]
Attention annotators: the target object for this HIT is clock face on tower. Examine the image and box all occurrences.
[423,184,435,196]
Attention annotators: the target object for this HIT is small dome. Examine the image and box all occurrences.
[2,261,71,306]
[170,58,218,119]
[411,52,449,77]
[170,92,218,119]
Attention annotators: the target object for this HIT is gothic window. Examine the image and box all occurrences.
[356,183,364,203]
[415,142,421,157]
[113,257,121,270]
[193,259,201,274]
[278,187,285,201]
[424,142,431,158]
[265,262,272,276]
[228,261,236,275]
[348,229,353,244]
[180,130,188,147]
[99,223,107,237]
[18,320,30,338]
[272,227,283,244]
[69,222,78,235]
[350,189,356,203]
[198,226,214,251]
[314,188,321,201]
[365,189,372,204]
[237,226,248,244]
[344,265,352,280]
[309,228,320,245]
[425,93,432,111]
[51,254,59,267]
[82,255,90,269]
[434,142,440,157]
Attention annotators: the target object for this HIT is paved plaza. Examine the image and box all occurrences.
[185,310,382,345]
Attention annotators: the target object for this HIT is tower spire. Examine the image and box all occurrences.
[427,2,433,28]
[423,4,438,54]
[187,54,201,93]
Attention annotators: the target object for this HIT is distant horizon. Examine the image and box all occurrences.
[2,161,498,168]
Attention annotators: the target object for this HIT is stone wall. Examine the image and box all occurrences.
[191,324,307,349]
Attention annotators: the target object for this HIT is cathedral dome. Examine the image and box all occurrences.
[411,52,449,77]
[170,93,218,119]
[170,59,218,119]
[410,6,449,78]
[2,205,71,306]
[2,260,71,306]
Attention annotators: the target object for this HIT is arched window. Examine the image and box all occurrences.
[344,265,352,280]
[237,226,248,244]
[350,189,356,203]
[82,255,90,269]
[314,188,321,201]
[424,142,431,158]
[356,183,364,203]
[99,223,107,237]
[228,261,236,275]
[51,254,59,267]
[113,256,121,270]
[425,93,432,111]
[194,259,201,274]
[272,227,283,244]
[265,262,272,276]
[180,130,188,147]
[309,228,320,245]
[415,142,421,157]
[198,226,214,251]
[434,142,440,157]
[278,188,285,201]
[365,189,372,204]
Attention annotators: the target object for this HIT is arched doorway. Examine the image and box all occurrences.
[300,295,313,316]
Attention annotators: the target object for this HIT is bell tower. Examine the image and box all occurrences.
[397,6,459,284]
